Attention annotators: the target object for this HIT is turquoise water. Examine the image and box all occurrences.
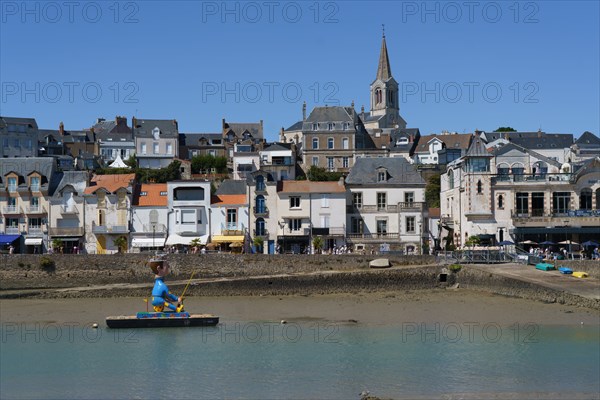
[1,321,599,399]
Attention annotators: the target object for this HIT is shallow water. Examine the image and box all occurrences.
[1,321,599,399]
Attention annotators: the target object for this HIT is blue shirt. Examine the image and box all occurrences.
[151,277,178,306]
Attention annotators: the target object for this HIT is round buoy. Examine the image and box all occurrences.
[92,323,99,329]
[280,320,287,325]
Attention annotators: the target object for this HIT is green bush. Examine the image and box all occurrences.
[39,257,56,273]
[448,264,462,273]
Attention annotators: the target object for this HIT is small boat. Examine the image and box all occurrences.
[535,263,555,271]
[558,267,573,274]
[572,272,589,279]
[106,312,219,329]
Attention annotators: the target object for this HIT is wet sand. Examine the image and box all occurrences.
[1,289,598,327]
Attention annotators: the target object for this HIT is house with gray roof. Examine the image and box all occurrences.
[345,157,427,254]
[569,131,600,163]
[93,117,135,165]
[133,117,179,169]
[179,132,226,160]
[0,116,39,158]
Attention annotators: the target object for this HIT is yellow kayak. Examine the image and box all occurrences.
[572,272,589,279]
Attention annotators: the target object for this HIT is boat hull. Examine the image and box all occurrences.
[106,313,219,329]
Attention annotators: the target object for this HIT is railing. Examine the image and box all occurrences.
[398,202,426,211]
[111,225,129,234]
[253,229,269,237]
[27,227,44,236]
[8,185,17,193]
[360,205,398,213]
[92,224,108,234]
[253,206,269,216]
[346,232,400,240]
[2,205,20,214]
[143,223,167,233]
[92,223,129,234]
[220,223,245,234]
[512,209,600,218]
[312,227,346,236]
[61,206,79,214]
[280,228,310,236]
[492,173,573,184]
[26,205,45,214]
[4,227,20,234]
[49,227,84,236]
[30,185,40,192]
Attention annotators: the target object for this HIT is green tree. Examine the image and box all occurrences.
[307,166,343,182]
[113,236,128,253]
[253,236,264,252]
[465,235,481,246]
[51,239,63,253]
[312,236,324,254]
[494,127,516,132]
[425,174,441,208]
[124,154,137,169]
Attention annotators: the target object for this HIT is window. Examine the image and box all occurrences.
[8,197,16,208]
[312,156,319,166]
[328,123,334,131]
[404,192,414,203]
[342,157,349,168]
[377,192,387,211]
[378,171,387,182]
[312,138,319,149]
[320,215,330,228]
[321,194,329,208]
[580,189,592,210]
[13,139,20,148]
[342,138,349,149]
[312,123,318,131]
[406,216,416,233]
[290,196,300,208]
[30,176,40,192]
[351,217,363,234]
[553,192,571,215]
[532,192,545,216]
[477,180,483,194]
[375,88,382,104]
[289,218,302,231]
[26,139,32,149]
[97,191,106,208]
[516,193,528,216]
[153,143,159,154]
[255,195,266,213]
[28,217,42,228]
[255,218,266,236]
[227,209,237,229]
[31,196,39,207]
[141,142,147,155]
[467,158,490,172]
[352,192,363,209]
[166,143,173,155]
[181,209,196,224]
[343,123,349,131]
[7,177,17,192]
[376,219,387,235]
[327,157,334,171]
[498,195,504,209]
[327,138,334,149]
[255,176,265,191]
[448,170,454,189]
[2,138,8,148]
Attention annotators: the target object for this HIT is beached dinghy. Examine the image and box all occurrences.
[535,263,555,271]
[106,312,219,329]
[558,267,573,274]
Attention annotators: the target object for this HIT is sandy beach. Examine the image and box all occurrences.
[2,289,598,327]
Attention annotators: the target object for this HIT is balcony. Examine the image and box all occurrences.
[359,205,398,213]
[312,227,345,236]
[4,227,20,235]
[26,227,44,236]
[92,223,130,234]
[174,224,200,234]
[26,205,46,214]
[142,223,167,234]
[49,227,84,237]
[511,209,600,227]
[253,229,269,237]
[60,206,79,215]
[264,157,294,166]
[398,202,426,211]
[346,232,400,241]
[2,205,21,214]
[280,227,310,236]
[491,173,573,185]
[253,206,269,217]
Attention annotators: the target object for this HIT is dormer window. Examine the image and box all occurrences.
[328,123,334,131]
[30,176,40,192]
[7,177,17,193]
[153,127,160,140]
[312,123,318,131]
[378,171,387,182]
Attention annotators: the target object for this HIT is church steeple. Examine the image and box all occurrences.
[376,26,392,81]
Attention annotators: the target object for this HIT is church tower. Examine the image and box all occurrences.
[364,28,406,133]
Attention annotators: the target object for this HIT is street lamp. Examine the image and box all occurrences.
[563,220,569,260]
[152,223,156,254]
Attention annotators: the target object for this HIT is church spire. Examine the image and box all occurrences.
[376,25,392,81]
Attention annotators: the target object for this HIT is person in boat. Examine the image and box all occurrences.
[148,258,184,312]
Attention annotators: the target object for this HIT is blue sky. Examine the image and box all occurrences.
[1,1,598,141]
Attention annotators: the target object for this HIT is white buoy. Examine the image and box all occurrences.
[92,323,99,329]
[280,320,287,325]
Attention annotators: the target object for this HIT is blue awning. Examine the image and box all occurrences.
[0,235,21,245]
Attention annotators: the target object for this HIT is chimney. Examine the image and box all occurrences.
[96,118,105,124]
[173,119,178,130]
[59,121,64,136]
[351,100,355,109]
[361,105,365,120]
[409,134,414,143]
[280,127,285,142]
[302,101,307,121]
[537,129,542,138]
[132,116,137,129]
[338,176,345,186]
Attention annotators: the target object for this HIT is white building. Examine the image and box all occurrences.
[130,183,169,252]
[48,171,88,253]
[209,180,248,251]
[165,180,211,248]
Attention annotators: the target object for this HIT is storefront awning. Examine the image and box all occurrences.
[132,237,166,248]
[0,235,21,245]
[24,238,43,246]
[211,235,245,243]
[514,227,600,234]
[166,234,208,246]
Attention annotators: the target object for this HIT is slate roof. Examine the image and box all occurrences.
[262,143,292,152]
[484,131,573,149]
[305,106,354,123]
[345,157,425,186]
[0,116,38,129]
[375,35,392,81]
[285,121,303,131]
[53,171,89,196]
[224,122,263,139]
[493,143,562,168]
[575,131,600,147]
[466,135,491,157]
[179,133,222,146]
[0,157,59,193]
[215,180,247,196]
[278,180,346,194]
[133,118,178,138]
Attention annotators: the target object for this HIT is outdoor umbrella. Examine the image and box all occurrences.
[498,241,514,245]
[581,240,599,247]
[558,240,579,245]
[540,241,556,245]
[520,240,538,245]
